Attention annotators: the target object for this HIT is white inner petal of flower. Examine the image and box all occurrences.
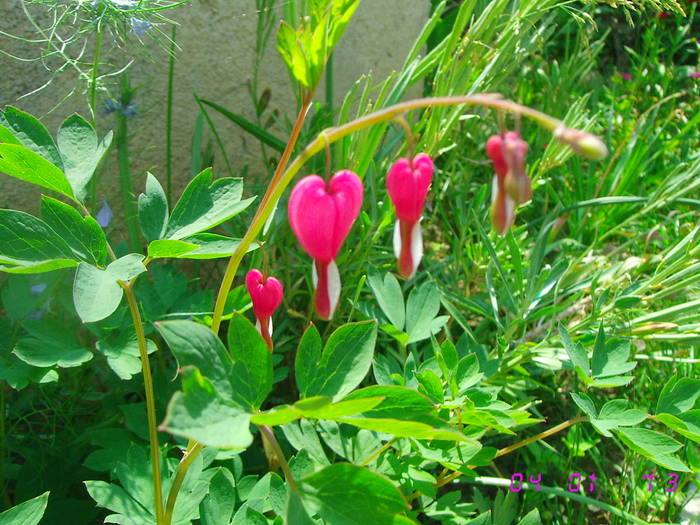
[393,219,401,259]
[409,220,423,278]
[327,259,341,317]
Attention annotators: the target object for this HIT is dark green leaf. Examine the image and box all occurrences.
[656,375,700,416]
[405,282,441,344]
[200,468,236,525]
[615,427,690,472]
[0,144,73,198]
[305,321,378,400]
[368,270,405,330]
[162,369,253,449]
[589,400,647,437]
[296,323,323,397]
[165,168,254,240]
[656,411,700,444]
[40,196,108,266]
[0,491,50,525]
[14,337,92,368]
[559,324,590,377]
[227,313,272,409]
[96,331,157,380]
[0,106,63,168]
[591,337,636,378]
[57,114,112,202]
[286,492,315,525]
[0,209,77,273]
[138,173,169,242]
[84,481,152,524]
[300,464,410,525]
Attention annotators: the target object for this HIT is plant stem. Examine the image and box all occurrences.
[436,416,588,488]
[163,442,204,525]
[258,425,299,493]
[456,476,651,525]
[165,26,177,205]
[89,27,103,124]
[116,107,142,252]
[211,97,313,335]
[121,282,164,523]
[359,439,396,466]
[210,94,573,333]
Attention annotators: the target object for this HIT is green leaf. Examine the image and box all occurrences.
[591,337,636,378]
[178,234,253,259]
[154,320,234,399]
[199,99,286,153]
[296,323,323,397]
[516,509,541,525]
[656,375,700,416]
[73,254,146,323]
[200,468,236,525]
[656,411,700,444]
[344,385,437,419]
[96,331,157,380]
[454,354,482,392]
[227,313,273,410]
[84,481,152,524]
[40,196,108,266]
[405,282,441,344]
[416,370,444,404]
[615,427,690,472]
[165,168,254,240]
[148,239,200,259]
[340,416,472,441]
[0,106,63,168]
[162,369,253,449]
[57,114,112,202]
[231,505,267,525]
[286,492,315,525]
[305,321,378,400]
[368,270,405,330]
[138,173,169,242]
[300,464,410,525]
[0,354,58,390]
[589,400,647,437]
[570,393,597,418]
[559,324,589,377]
[0,124,21,145]
[14,337,92,368]
[0,491,49,525]
[0,144,73,198]
[0,209,78,274]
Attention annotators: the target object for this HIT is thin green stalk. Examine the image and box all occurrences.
[165,26,177,204]
[259,425,298,493]
[89,27,103,124]
[163,442,203,525]
[210,94,591,334]
[116,109,142,252]
[457,477,651,525]
[121,282,164,524]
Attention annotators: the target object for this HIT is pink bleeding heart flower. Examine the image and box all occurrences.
[245,269,284,350]
[486,134,516,236]
[502,131,531,205]
[288,170,364,320]
[386,153,434,278]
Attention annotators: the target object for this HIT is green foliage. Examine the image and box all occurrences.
[0,492,49,525]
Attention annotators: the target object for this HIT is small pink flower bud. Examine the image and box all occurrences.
[554,126,608,160]
[288,170,363,320]
[246,269,284,350]
[386,153,434,278]
[502,132,532,205]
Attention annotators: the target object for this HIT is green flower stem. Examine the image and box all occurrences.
[163,442,204,525]
[436,416,589,489]
[116,110,142,253]
[259,425,299,493]
[120,281,164,524]
[456,476,651,525]
[211,94,577,334]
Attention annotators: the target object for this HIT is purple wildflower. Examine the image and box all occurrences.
[621,73,632,80]
[96,199,113,228]
[130,18,152,37]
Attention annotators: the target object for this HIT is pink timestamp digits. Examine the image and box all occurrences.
[509,473,679,492]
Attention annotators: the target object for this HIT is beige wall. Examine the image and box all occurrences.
[0,0,428,215]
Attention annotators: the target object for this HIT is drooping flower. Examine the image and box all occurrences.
[245,269,284,351]
[288,171,364,320]
[487,131,532,235]
[486,134,515,235]
[386,153,434,279]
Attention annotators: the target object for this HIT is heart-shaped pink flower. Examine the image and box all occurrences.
[288,170,363,319]
[386,153,434,278]
[246,269,284,350]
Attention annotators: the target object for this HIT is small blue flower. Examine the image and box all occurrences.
[130,17,152,37]
[29,283,48,295]
[26,310,45,321]
[96,199,114,228]
[102,98,137,117]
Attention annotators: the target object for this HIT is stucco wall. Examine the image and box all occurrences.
[0,0,428,215]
